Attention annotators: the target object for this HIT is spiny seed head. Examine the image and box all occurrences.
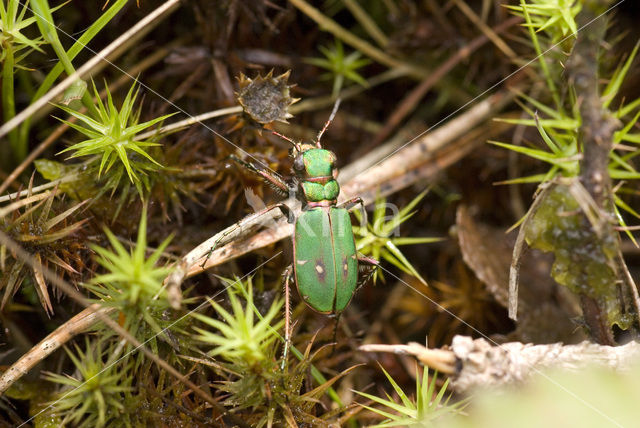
[236,70,299,124]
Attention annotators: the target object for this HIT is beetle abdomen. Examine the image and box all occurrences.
[293,207,358,314]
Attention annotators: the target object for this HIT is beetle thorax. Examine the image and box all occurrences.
[292,148,340,206]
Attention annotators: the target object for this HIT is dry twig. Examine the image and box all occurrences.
[361,336,640,394]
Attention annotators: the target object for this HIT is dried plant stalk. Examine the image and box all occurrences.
[361,336,640,394]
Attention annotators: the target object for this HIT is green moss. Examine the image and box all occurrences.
[524,184,629,329]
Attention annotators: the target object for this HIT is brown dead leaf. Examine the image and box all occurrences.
[456,205,585,343]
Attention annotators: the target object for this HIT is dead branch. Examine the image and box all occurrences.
[0,304,113,394]
[449,336,640,393]
[361,336,640,395]
[566,2,622,345]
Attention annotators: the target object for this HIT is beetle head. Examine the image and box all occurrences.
[292,147,338,181]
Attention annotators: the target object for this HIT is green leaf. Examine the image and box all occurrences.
[603,40,640,109]
[30,0,129,105]
[488,141,564,165]
[616,97,640,119]
[304,38,371,96]
[392,237,443,246]
[613,196,639,246]
[354,365,467,426]
[495,117,579,130]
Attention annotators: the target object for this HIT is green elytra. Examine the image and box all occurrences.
[228,100,377,364]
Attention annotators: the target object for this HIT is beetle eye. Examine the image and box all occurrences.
[328,151,337,166]
[293,155,305,172]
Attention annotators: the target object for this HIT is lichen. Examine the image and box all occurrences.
[524,184,629,329]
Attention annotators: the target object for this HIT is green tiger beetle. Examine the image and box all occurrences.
[227,100,378,364]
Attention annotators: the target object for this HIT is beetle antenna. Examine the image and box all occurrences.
[316,98,341,148]
[272,130,301,152]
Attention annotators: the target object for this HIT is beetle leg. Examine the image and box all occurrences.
[357,255,379,266]
[281,264,294,370]
[355,255,379,291]
[329,312,342,357]
[277,203,296,224]
[200,203,294,269]
[338,196,368,228]
[228,154,291,196]
[201,235,227,269]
